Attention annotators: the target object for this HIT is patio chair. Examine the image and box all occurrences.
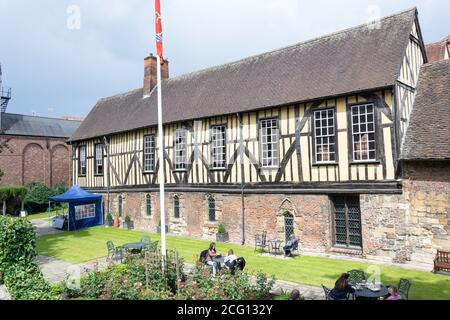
[397,279,411,300]
[322,285,333,300]
[347,269,366,285]
[106,241,124,263]
[141,236,151,246]
[254,231,269,252]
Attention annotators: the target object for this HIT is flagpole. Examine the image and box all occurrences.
[156,54,166,259]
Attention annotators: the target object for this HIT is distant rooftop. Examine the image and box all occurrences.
[1,113,82,138]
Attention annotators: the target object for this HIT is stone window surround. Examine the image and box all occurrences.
[142,193,154,219]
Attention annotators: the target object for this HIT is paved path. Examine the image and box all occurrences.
[31,218,62,237]
[0,285,10,300]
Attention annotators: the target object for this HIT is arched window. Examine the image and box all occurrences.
[173,196,180,218]
[284,212,294,243]
[118,195,123,217]
[208,196,216,222]
[146,194,152,217]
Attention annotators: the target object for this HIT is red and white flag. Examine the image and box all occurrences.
[155,0,163,62]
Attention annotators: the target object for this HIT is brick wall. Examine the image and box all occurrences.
[0,135,72,187]
[101,173,450,269]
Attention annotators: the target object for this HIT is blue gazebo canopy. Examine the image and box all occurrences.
[50,185,102,203]
[49,185,103,231]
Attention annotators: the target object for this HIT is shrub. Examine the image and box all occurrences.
[176,266,276,300]
[106,212,113,222]
[24,183,67,213]
[124,215,131,224]
[0,215,55,300]
[218,224,226,234]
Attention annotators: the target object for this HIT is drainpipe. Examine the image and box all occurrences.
[237,113,246,245]
[103,136,111,217]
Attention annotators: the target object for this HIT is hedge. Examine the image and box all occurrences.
[0,216,56,300]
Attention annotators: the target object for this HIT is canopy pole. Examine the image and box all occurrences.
[156,55,166,259]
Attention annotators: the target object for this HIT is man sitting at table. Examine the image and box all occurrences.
[283,234,299,257]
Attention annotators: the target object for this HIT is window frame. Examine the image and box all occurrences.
[331,195,362,249]
[210,124,227,170]
[259,117,280,169]
[173,129,188,172]
[78,145,87,177]
[349,102,378,163]
[145,194,152,217]
[74,204,96,221]
[94,143,104,176]
[173,195,180,219]
[118,195,123,218]
[207,196,216,222]
[143,134,156,173]
[311,107,338,165]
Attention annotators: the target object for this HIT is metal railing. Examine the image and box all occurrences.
[0,87,11,99]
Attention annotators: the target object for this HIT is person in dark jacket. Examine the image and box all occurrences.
[329,273,355,300]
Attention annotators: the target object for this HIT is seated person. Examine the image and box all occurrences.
[384,286,402,300]
[283,234,299,257]
[224,249,238,271]
[205,242,221,276]
[329,273,355,300]
[288,289,302,300]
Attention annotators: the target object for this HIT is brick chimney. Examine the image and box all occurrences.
[143,54,169,97]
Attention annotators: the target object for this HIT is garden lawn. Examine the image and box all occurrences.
[36,227,450,300]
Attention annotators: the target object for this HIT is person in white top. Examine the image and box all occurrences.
[224,249,237,270]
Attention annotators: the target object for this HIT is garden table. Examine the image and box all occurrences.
[353,284,389,300]
[123,242,148,251]
[268,239,283,255]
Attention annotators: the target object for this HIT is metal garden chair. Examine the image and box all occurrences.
[106,241,124,263]
[254,231,269,252]
[322,285,333,300]
[397,279,411,300]
[347,269,366,285]
[141,236,151,246]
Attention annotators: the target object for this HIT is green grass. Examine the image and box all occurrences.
[36,227,450,300]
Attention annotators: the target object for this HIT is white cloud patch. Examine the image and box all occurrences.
[0,0,448,117]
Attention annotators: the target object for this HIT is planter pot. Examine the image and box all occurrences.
[216,232,229,243]
[156,225,169,234]
[123,221,134,230]
[113,217,120,228]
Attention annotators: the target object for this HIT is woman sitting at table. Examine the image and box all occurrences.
[206,242,221,276]
[329,273,355,300]
[383,286,402,300]
[283,234,299,257]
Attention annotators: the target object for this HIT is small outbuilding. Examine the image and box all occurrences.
[49,185,103,231]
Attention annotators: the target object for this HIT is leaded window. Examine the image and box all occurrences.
[118,195,123,218]
[208,196,216,222]
[145,194,152,217]
[284,213,295,243]
[78,145,86,176]
[260,118,279,168]
[94,144,104,175]
[314,109,336,163]
[143,135,156,172]
[211,125,226,169]
[333,196,362,248]
[173,196,180,218]
[174,129,187,171]
[351,104,376,161]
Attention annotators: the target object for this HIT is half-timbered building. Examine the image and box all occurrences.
[70,8,441,267]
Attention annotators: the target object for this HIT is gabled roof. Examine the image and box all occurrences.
[426,35,450,63]
[1,113,81,138]
[401,59,450,161]
[71,8,418,142]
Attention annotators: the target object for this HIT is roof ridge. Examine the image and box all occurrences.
[4,112,82,122]
[167,7,417,83]
[99,88,142,102]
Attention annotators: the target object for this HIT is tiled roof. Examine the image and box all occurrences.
[401,59,450,161]
[71,8,417,141]
[1,113,81,138]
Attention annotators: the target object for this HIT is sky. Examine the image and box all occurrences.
[0,0,449,118]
